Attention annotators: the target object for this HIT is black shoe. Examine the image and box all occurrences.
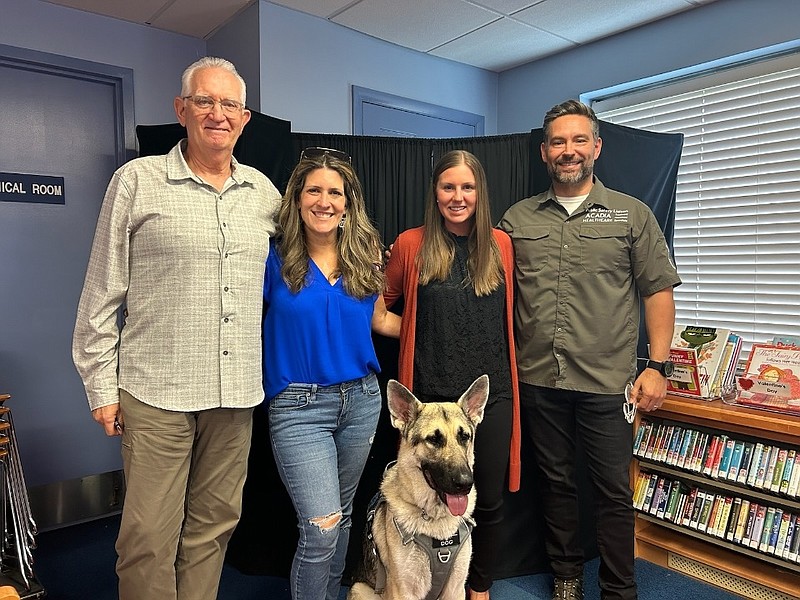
[552,576,584,600]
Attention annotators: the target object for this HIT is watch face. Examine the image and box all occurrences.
[662,361,675,377]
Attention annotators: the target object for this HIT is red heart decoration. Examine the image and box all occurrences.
[738,377,754,391]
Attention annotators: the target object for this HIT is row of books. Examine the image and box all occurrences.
[633,471,800,564]
[634,419,800,498]
[668,325,741,399]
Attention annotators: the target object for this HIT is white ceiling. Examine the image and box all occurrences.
[40,0,718,72]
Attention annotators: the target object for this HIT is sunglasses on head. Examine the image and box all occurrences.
[300,147,351,164]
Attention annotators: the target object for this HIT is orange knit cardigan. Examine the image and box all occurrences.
[384,226,521,491]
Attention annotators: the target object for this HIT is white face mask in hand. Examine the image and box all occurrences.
[623,382,637,424]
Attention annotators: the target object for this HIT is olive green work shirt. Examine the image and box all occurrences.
[498,178,681,394]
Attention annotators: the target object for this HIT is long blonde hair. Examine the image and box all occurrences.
[278,151,384,299]
[417,150,503,296]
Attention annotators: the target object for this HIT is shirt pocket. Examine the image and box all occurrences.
[579,224,629,273]
[513,225,551,273]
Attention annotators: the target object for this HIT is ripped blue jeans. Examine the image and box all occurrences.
[268,372,381,600]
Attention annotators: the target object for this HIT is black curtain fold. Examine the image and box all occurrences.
[135,114,683,582]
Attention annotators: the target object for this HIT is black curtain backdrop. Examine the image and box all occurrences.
[135,113,683,582]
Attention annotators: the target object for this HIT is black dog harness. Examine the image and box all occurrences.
[365,490,474,600]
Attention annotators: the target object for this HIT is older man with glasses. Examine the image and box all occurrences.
[72,56,281,600]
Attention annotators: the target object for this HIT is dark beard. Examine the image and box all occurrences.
[548,159,593,185]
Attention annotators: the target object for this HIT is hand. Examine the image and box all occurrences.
[630,368,668,413]
[384,243,394,261]
[92,403,123,437]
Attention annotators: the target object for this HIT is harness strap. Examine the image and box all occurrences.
[366,489,474,600]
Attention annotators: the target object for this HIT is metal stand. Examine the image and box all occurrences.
[0,395,44,599]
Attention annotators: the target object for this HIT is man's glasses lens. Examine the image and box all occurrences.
[183,96,243,114]
[300,147,351,164]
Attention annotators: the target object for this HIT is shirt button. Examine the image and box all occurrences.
[224,286,229,292]
[223,350,229,356]
[224,317,229,323]
[563,244,568,249]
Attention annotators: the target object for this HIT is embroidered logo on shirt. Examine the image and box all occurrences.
[582,208,630,223]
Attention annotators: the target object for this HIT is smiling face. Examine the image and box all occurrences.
[435,163,478,236]
[541,114,602,195]
[174,66,250,156]
[298,167,347,241]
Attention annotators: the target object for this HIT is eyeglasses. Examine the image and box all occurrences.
[300,147,351,164]
[182,95,244,114]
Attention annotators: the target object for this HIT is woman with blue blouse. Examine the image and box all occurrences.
[262,147,400,600]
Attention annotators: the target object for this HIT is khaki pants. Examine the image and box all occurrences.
[116,390,253,600]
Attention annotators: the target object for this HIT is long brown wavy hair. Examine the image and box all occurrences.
[277,151,384,299]
[417,150,503,296]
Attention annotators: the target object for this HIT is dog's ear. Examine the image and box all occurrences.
[387,379,422,431]
[457,374,489,426]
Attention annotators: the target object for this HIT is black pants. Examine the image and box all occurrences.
[418,393,513,592]
[520,384,637,600]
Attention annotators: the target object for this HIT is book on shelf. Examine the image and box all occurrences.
[736,441,755,485]
[641,473,659,513]
[664,480,682,522]
[768,508,783,554]
[788,515,799,561]
[775,511,792,557]
[736,343,800,415]
[732,498,751,544]
[725,439,745,482]
[666,347,703,398]
[633,420,651,456]
[772,335,800,348]
[726,497,743,542]
[770,448,789,493]
[789,515,800,562]
[714,495,733,539]
[754,445,775,490]
[654,479,671,518]
[749,504,768,550]
[782,513,796,559]
[789,453,800,497]
[779,449,795,495]
[680,487,699,527]
[759,506,777,553]
[705,494,722,536]
[691,432,709,473]
[711,333,741,397]
[702,435,723,476]
[697,491,715,533]
[741,501,759,547]
[676,428,694,469]
[746,442,765,487]
[657,425,675,463]
[689,490,708,530]
[716,437,736,480]
[644,423,665,460]
[711,435,730,479]
[666,426,684,465]
[632,471,650,509]
[670,324,732,398]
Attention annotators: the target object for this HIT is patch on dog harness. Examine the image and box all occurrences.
[366,489,473,600]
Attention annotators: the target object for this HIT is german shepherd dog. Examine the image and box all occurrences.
[347,375,489,600]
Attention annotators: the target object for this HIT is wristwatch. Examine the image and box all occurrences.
[646,359,675,378]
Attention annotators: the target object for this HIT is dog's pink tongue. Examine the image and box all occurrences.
[446,494,468,516]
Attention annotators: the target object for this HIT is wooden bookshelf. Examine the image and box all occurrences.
[632,394,800,597]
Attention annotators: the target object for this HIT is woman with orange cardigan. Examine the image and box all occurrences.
[384,150,520,600]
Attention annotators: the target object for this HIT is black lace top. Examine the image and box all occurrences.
[413,234,512,400]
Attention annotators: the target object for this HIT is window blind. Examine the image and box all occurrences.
[593,55,800,353]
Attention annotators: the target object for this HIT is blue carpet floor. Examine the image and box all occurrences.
[28,514,742,599]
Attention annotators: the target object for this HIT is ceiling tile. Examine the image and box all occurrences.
[431,18,574,72]
[268,0,358,19]
[40,0,168,23]
[513,0,697,43]
[151,0,251,39]
[333,0,500,53]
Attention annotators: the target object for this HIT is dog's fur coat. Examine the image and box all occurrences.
[347,375,489,600]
